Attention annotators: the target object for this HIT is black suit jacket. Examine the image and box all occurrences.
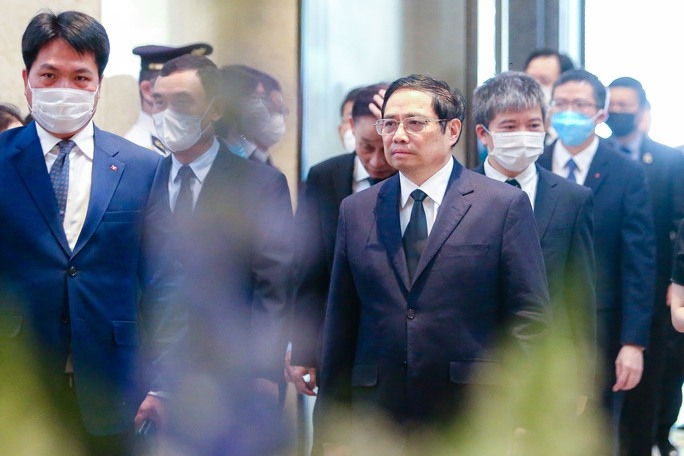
[538,139,656,363]
[318,159,550,437]
[165,144,294,383]
[473,163,597,393]
[290,153,356,367]
[636,136,684,309]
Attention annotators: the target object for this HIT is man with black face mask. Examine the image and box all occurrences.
[607,76,684,456]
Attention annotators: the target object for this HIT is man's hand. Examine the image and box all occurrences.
[287,364,317,396]
[368,89,386,119]
[612,344,644,391]
[134,394,165,430]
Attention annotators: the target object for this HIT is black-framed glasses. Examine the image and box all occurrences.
[374,117,449,135]
[549,99,599,111]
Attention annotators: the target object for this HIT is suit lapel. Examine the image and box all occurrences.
[533,167,559,240]
[412,163,472,282]
[10,124,71,255]
[583,144,610,194]
[73,127,125,257]
[375,175,411,290]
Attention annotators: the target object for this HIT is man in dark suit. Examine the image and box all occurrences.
[152,54,294,455]
[316,74,550,454]
[605,76,684,456]
[288,83,395,396]
[537,69,656,454]
[0,11,181,455]
[471,71,596,411]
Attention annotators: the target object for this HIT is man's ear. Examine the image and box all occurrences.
[447,118,462,147]
[208,96,225,122]
[140,80,154,105]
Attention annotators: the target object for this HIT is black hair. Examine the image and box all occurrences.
[340,87,362,116]
[381,74,466,134]
[553,69,607,109]
[159,54,221,100]
[351,83,388,121]
[608,77,648,108]
[0,104,24,131]
[524,48,575,74]
[22,10,110,78]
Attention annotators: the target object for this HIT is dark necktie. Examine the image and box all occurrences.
[367,177,381,186]
[565,158,578,183]
[403,189,428,281]
[505,178,521,189]
[50,140,75,222]
[174,165,195,219]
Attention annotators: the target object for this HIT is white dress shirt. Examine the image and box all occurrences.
[483,158,539,210]
[551,136,599,185]
[39,122,94,251]
[168,137,220,210]
[399,158,454,236]
[352,155,372,193]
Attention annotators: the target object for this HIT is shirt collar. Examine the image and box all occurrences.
[171,137,220,184]
[399,157,453,209]
[37,120,95,160]
[553,135,599,173]
[353,154,371,183]
[483,157,537,186]
[609,132,644,159]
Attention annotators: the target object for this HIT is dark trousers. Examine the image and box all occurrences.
[57,374,133,456]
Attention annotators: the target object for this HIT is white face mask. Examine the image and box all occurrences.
[153,105,212,153]
[258,113,286,148]
[342,128,356,153]
[486,129,546,173]
[29,82,99,135]
[241,99,286,149]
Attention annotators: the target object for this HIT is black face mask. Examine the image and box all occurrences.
[606,112,638,137]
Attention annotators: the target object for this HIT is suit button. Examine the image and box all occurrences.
[67,267,77,277]
[407,308,415,319]
[60,315,69,324]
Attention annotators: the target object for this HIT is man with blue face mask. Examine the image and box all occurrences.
[152,54,295,455]
[472,72,596,420]
[538,69,657,455]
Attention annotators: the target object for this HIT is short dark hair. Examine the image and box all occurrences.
[340,87,362,116]
[382,74,466,134]
[608,77,648,108]
[22,10,110,78]
[472,72,546,128]
[159,54,221,100]
[524,48,575,73]
[351,83,388,121]
[0,104,24,131]
[553,69,606,110]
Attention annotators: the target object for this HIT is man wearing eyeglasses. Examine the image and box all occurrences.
[537,69,656,455]
[316,74,550,454]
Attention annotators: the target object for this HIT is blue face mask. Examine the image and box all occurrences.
[550,110,602,147]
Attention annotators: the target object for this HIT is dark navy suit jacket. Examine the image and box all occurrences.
[290,152,356,367]
[474,162,597,394]
[538,139,656,368]
[0,122,180,435]
[318,159,550,438]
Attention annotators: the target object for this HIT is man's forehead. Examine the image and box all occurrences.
[385,89,434,114]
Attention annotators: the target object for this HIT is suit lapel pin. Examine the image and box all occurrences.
[642,152,653,164]
[110,165,118,171]
[594,173,601,179]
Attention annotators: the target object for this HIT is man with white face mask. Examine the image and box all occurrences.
[0,10,182,455]
[152,54,294,455]
[538,69,656,455]
[473,71,596,417]
[216,64,288,166]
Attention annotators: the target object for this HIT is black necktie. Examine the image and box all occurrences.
[367,177,381,186]
[50,140,75,222]
[505,178,521,189]
[565,159,578,183]
[174,165,195,220]
[403,189,428,281]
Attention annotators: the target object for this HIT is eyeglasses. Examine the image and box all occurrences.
[374,117,448,136]
[549,99,599,111]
